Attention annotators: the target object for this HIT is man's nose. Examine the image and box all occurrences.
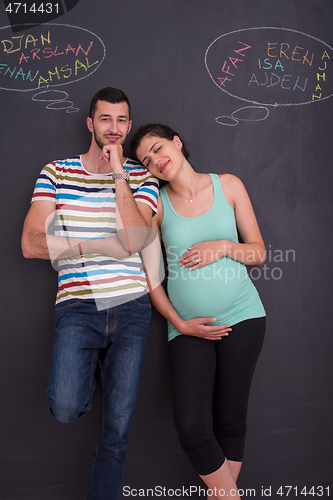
[108,121,118,133]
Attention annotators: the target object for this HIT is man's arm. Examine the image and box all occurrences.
[22,148,157,262]
[114,184,153,255]
[22,200,59,260]
[21,200,133,262]
[101,144,154,254]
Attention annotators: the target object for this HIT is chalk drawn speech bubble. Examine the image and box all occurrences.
[0,23,106,92]
[205,27,333,107]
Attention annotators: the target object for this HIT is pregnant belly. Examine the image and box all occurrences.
[167,258,249,320]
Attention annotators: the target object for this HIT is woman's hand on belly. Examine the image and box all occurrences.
[179,240,229,270]
[177,317,231,340]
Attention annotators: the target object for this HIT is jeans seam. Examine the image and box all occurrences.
[84,351,98,410]
[87,357,104,494]
[105,306,118,340]
[133,297,151,308]
[100,358,105,441]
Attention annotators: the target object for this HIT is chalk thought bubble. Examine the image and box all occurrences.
[205,27,333,107]
[0,23,106,92]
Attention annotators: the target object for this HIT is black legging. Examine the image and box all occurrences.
[169,317,266,476]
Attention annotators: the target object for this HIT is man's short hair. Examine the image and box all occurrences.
[89,87,131,119]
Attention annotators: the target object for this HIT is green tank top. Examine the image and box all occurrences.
[160,173,265,341]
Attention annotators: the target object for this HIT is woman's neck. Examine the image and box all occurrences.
[168,165,202,203]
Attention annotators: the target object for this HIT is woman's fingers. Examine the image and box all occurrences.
[185,318,232,339]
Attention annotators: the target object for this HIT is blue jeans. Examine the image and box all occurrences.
[46,296,151,500]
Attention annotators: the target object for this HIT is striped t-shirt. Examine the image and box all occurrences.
[32,156,159,307]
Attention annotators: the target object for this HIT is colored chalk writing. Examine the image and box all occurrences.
[0,23,106,111]
[217,41,251,87]
[312,50,330,101]
[205,28,333,108]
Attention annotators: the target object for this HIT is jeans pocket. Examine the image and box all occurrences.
[133,294,151,308]
[55,300,81,312]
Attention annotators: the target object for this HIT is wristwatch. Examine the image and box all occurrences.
[111,171,130,181]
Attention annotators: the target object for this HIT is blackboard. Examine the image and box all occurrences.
[0,0,332,499]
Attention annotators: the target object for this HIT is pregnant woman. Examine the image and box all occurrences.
[131,124,266,499]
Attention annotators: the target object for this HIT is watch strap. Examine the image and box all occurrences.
[111,171,130,181]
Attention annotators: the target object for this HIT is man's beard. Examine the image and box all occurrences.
[93,126,125,150]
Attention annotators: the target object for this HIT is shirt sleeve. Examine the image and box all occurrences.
[133,172,159,213]
[31,162,57,203]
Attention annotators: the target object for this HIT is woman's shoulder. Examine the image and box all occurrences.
[218,173,243,187]
[217,174,247,208]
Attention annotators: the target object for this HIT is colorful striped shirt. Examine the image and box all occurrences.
[32,156,159,307]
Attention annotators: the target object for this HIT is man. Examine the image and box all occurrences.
[21,87,159,499]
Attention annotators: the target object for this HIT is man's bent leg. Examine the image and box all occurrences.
[47,301,103,423]
[87,295,151,500]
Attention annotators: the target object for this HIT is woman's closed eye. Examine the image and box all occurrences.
[144,146,162,167]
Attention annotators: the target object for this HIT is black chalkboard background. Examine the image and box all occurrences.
[0,0,332,499]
